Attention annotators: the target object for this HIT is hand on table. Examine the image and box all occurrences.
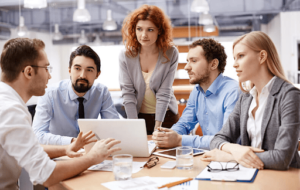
[152,127,182,148]
[223,144,264,169]
[66,131,97,158]
[200,149,234,162]
[88,138,121,165]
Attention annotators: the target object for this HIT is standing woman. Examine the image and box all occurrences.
[119,5,179,135]
[202,31,300,170]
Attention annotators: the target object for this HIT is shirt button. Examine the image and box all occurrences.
[206,113,208,115]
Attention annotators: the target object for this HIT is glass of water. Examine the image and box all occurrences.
[113,154,133,181]
[176,146,193,170]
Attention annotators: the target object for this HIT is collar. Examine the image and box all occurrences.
[249,76,276,98]
[68,80,92,101]
[196,73,224,97]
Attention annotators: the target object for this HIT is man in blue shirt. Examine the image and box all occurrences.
[33,45,119,145]
[152,39,240,150]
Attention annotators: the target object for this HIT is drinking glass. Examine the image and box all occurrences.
[176,146,193,170]
[112,154,133,181]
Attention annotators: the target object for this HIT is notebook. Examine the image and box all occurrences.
[78,119,156,157]
[196,161,258,182]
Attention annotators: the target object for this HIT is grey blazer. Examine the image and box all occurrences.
[210,77,300,170]
[119,46,178,122]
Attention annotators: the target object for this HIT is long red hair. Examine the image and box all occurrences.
[122,4,173,62]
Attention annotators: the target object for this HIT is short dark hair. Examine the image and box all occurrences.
[0,38,45,82]
[69,45,101,72]
[189,38,227,73]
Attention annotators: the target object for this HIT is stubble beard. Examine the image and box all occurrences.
[189,68,211,86]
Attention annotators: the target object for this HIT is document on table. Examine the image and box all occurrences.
[102,176,198,190]
[88,160,146,174]
[148,140,157,154]
[196,161,258,182]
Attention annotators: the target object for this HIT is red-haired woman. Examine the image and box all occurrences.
[119,4,179,135]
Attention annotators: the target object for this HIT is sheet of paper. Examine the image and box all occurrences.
[148,140,156,154]
[88,160,146,174]
[196,161,257,181]
[102,176,198,190]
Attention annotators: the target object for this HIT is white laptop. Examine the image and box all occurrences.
[78,119,156,157]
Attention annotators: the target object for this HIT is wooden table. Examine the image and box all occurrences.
[50,137,300,190]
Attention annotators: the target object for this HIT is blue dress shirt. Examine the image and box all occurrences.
[171,74,240,150]
[32,79,119,145]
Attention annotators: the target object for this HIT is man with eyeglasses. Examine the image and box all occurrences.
[32,45,120,146]
[0,38,121,189]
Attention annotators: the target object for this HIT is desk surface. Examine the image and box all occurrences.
[50,136,300,190]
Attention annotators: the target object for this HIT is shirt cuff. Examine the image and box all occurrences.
[181,135,196,147]
[219,142,229,150]
[32,159,56,185]
[124,103,138,119]
[62,136,73,145]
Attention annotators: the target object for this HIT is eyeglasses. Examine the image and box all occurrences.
[31,65,53,73]
[141,157,159,169]
[207,161,239,173]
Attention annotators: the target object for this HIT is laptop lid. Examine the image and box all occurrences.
[78,119,151,157]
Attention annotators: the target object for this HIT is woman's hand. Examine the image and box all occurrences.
[223,144,264,169]
[200,149,234,162]
[65,131,97,158]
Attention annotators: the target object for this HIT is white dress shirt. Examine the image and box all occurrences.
[247,77,276,148]
[0,82,56,190]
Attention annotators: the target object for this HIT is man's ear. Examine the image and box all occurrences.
[68,67,71,76]
[23,66,34,79]
[210,59,219,71]
[95,71,101,79]
[259,50,268,65]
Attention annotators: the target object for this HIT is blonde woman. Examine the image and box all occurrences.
[119,5,179,135]
[201,31,300,170]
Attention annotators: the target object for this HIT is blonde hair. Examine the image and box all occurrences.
[233,31,289,92]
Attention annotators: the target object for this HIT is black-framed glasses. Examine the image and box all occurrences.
[207,160,239,173]
[141,157,159,168]
[31,65,53,73]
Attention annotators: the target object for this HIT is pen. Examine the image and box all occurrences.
[94,133,100,140]
[157,177,193,189]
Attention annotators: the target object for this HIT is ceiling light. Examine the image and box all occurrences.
[78,30,88,44]
[53,24,63,41]
[73,0,91,22]
[102,10,117,31]
[93,34,102,45]
[204,24,216,33]
[199,12,213,25]
[24,0,47,9]
[16,16,28,37]
[191,0,209,13]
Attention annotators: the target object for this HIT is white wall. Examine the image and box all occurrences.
[280,11,300,83]
[263,11,300,83]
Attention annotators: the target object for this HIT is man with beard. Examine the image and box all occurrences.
[152,39,240,149]
[33,45,119,145]
[0,38,121,189]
